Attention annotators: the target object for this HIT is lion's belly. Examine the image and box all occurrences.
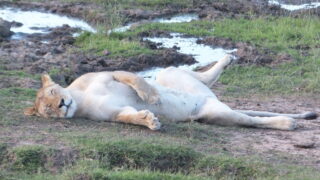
[83,78,207,122]
[147,85,207,122]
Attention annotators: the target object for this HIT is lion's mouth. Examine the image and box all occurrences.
[64,100,73,117]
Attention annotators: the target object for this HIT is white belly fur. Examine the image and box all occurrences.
[82,78,207,122]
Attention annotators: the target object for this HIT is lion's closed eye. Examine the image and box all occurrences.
[45,104,52,111]
[50,89,56,95]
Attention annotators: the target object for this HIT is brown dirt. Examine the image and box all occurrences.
[1,89,320,169]
[214,86,320,168]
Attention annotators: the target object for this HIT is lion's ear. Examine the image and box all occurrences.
[41,74,54,87]
[24,106,37,116]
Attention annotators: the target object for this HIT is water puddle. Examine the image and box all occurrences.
[109,13,236,79]
[111,13,199,33]
[0,7,234,78]
[139,33,236,79]
[269,0,320,11]
[109,13,235,79]
[0,7,96,39]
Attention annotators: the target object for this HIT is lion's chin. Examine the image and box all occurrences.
[60,100,77,118]
[66,102,77,118]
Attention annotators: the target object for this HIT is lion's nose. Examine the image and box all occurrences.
[58,98,65,108]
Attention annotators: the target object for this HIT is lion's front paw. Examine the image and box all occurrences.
[139,110,161,130]
[147,117,161,131]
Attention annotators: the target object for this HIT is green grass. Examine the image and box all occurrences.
[20,0,193,9]
[220,51,320,94]
[6,168,207,180]
[0,87,36,125]
[214,17,320,94]
[0,143,8,164]
[81,140,200,173]
[76,32,155,57]
[0,88,36,100]
[2,140,320,180]
[77,140,274,179]
[10,146,47,173]
[213,17,320,55]
[0,70,40,80]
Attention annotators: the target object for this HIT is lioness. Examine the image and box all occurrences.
[24,55,317,130]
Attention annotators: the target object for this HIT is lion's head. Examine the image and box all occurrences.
[24,74,77,118]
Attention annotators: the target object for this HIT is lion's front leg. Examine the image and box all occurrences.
[114,106,161,130]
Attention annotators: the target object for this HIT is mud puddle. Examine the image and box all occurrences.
[269,0,320,11]
[0,7,95,39]
[140,33,236,78]
[111,13,198,33]
[107,13,236,79]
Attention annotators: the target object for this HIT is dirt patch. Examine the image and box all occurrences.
[0,18,13,40]
[0,76,39,89]
[0,25,195,85]
[214,88,320,168]
[196,0,287,20]
[71,49,196,82]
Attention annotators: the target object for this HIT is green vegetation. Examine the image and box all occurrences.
[76,32,154,57]
[215,17,320,94]
[0,86,36,126]
[2,140,320,180]
[21,0,193,9]
[82,140,200,173]
[213,17,320,55]
[6,168,207,180]
[11,146,46,173]
[0,70,40,80]
[0,143,8,164]
[78,140,273,179]
[0,88,36,100]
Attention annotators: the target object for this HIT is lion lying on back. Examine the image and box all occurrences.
[24,55,317,130]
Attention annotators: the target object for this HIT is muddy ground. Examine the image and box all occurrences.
[1,0,320,174]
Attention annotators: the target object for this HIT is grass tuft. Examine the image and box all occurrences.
[196,155,273,179]
[11,146,47,173]
[76,32,154,57]
[83,140,200,173]
[0,143,8,164]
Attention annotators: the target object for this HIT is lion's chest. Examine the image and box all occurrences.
[86,80,142,105]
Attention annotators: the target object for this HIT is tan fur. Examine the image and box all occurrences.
[24,55,316,131]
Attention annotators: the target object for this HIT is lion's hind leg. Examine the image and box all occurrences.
[196,98,297,130]
[183,55,232,87]
[115,106,161,130]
